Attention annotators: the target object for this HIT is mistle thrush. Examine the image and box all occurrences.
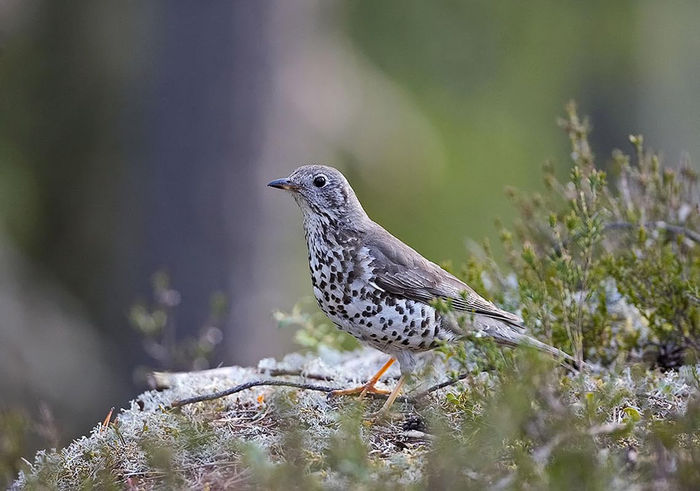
[269,165,579,413]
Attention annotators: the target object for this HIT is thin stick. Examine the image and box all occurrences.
[551,220,700,259]
[170,373,470,408]
[151,368,339,391]
[100,407,115,433]
[605,221,700,243]
[410,373,470,399]
[171,380,336,407]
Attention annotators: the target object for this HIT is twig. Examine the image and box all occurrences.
[171,380,334,407]
[588,422,627,435]
[170,373,470,408]
[552,220,699,258]
[410,373,470,400]
[100,407,115,433]
[151,367,337,390]
[605,221,700,243]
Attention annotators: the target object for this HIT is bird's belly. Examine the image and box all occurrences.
[306,240,454,353]
[313,278,450,353]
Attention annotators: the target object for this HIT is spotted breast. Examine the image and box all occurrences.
[304,212,455,356]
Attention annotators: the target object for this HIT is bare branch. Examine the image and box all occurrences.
[605,221,700,243]
[151,367,337,390]
[169,373,470,408]
[551,219,700,258]
[171,380,338,407]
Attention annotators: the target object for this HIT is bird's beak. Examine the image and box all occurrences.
[267,178,299,191]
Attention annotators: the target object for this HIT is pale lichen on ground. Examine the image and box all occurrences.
[11,345,699,490]
[12,349,453,489]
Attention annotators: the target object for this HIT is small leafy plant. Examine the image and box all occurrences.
[129,271,227,373]
[463,102,698,369]
[274,297,361,352]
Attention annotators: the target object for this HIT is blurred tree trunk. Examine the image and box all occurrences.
[139,1,271,364]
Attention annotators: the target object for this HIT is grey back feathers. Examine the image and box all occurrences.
[363,224,525,329]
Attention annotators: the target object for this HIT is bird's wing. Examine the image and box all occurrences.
[364,225,524,329]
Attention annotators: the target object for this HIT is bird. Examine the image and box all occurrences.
[268,164,581,414]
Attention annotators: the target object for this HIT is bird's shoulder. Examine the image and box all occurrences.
[360,222,523,327]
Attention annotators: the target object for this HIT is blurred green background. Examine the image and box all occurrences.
[0,0,698,473]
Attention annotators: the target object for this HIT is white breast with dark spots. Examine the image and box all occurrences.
[306,235,454,354]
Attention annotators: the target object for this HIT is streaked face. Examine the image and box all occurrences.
[268,165,355,218]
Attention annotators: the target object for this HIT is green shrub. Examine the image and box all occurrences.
[274,297,361,353]
[129,271,227,373]
[464,102,698,368]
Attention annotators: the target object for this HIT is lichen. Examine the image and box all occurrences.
[11,347,700,489]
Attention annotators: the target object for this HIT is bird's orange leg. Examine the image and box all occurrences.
[331,357,396,397]
[375,374,406,415]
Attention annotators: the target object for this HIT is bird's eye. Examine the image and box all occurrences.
[313,175,327,188]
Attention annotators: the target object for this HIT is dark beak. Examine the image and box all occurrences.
[267,178,299,191]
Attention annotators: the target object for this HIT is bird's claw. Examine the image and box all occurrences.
[329,383,391,398]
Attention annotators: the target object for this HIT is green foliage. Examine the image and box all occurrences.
[240,400,414,490]
[430,353,700,489]
[0,410,30,487]
[465,102,699,368]
[129,271,226,373]
[226,355,700,490]
[13,354,700,489]
[274,297,361,352]
[0,404,63,490]
[324,404,372,485]
[240,401,323,490]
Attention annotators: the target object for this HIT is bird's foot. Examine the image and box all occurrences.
[330,382,392,398]
[330,357,397,399]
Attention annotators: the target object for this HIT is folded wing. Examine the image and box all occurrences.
[364,224,525,331]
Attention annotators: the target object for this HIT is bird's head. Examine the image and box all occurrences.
[268,164,366,222]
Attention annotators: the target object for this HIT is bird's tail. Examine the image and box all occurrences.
[513,332,588,371]
[472,315,588,371]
